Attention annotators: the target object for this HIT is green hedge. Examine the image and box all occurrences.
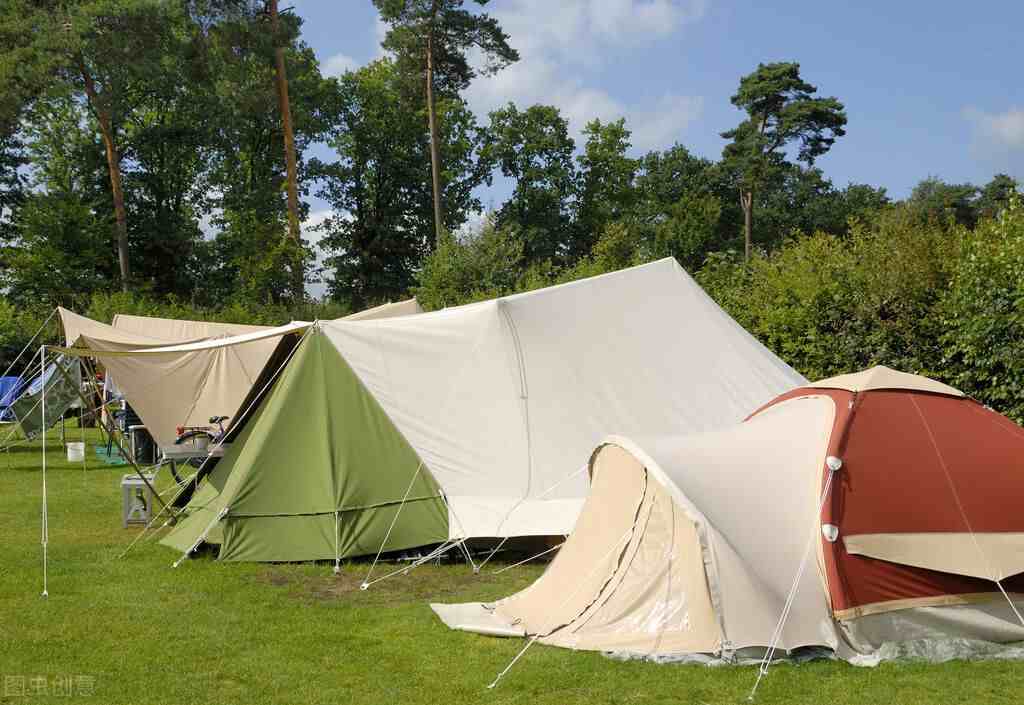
[698,199,1024,422]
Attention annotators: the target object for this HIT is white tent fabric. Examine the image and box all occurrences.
[322,258,806,540]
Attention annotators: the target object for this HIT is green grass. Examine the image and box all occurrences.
[1,426,1020,704]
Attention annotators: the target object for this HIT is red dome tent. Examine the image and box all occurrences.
[434,366,1024,663]
[771,366,1024,650]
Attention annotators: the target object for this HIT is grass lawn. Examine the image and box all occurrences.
[1,425,1020,704]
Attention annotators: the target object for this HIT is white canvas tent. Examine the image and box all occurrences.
[161,258,807,562]
[319,258,806,539]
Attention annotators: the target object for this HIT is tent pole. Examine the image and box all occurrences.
[80,401,86,481]
[40,345,48,598]
[51,353,176,522]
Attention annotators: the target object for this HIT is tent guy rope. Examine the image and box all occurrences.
[748,456,840,702]
[909,395,1024,629]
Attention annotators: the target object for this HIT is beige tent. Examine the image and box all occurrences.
[57,300,421,450]
[58,307,190,347]
[342,298,423,321]
[109,313,270,341]
[434,369,1024,662]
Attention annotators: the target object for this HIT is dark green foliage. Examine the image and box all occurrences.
[720,62,847,256]
[480,103,577,264]
[414,217,527,309]
[372,0,519,97]
[571,119,638,260]
[311,59,487,308]
[976,174,1021,219]
[907,177,981,228]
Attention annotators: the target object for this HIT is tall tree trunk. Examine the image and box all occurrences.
[741,189,753,262]
[79,60,130,291]
[268,0,303,299]
[425,0,444,248]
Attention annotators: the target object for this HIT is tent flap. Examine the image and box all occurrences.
[843,533,1024,582]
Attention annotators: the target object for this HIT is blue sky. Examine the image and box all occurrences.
[293,0,1024,239]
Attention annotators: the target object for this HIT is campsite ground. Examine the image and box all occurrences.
[0,427,1019,705]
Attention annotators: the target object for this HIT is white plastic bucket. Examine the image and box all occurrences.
[67,442,85,463]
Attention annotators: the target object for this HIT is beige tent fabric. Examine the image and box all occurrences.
[69,331,296,448]
[493,445,653,636]
[435,394,841,656]
[542,447,722,654]
[430,602,527,638]
[434,445,722,654]
[610,395,839,652]
[60,323,310,356]
[57,321,311,450]
[809,365,964,397]
[110,312,270,341]
[844,533,1024,582]
[58,307,180,347]
[342,298,422,321]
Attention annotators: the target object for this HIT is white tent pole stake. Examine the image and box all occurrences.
[40,345,49,598]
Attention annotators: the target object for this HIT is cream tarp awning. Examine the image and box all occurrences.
[58,307,188,347]
[342,298,422,321]
[60,323,310,449]
[109,312,271,341]
[56,301,424,450]
[435,394,840,654]
[323,258,808,540]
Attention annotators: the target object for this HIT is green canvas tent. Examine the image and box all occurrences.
[163,328,448,561]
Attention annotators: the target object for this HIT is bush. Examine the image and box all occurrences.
[697,206,958,382]
[941,197,1024,421]
[415,219,529,309]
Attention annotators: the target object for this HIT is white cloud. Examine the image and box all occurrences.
[493,0,705,64]
[964,106,1024,176]
[302,209,337,300]
[302,209,335,247]
[465,0,706,151]
[966,106,1024,149]
[322,52,358,78]
[630,94,705,151]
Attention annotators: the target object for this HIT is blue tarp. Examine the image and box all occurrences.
[0,376,23,422]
